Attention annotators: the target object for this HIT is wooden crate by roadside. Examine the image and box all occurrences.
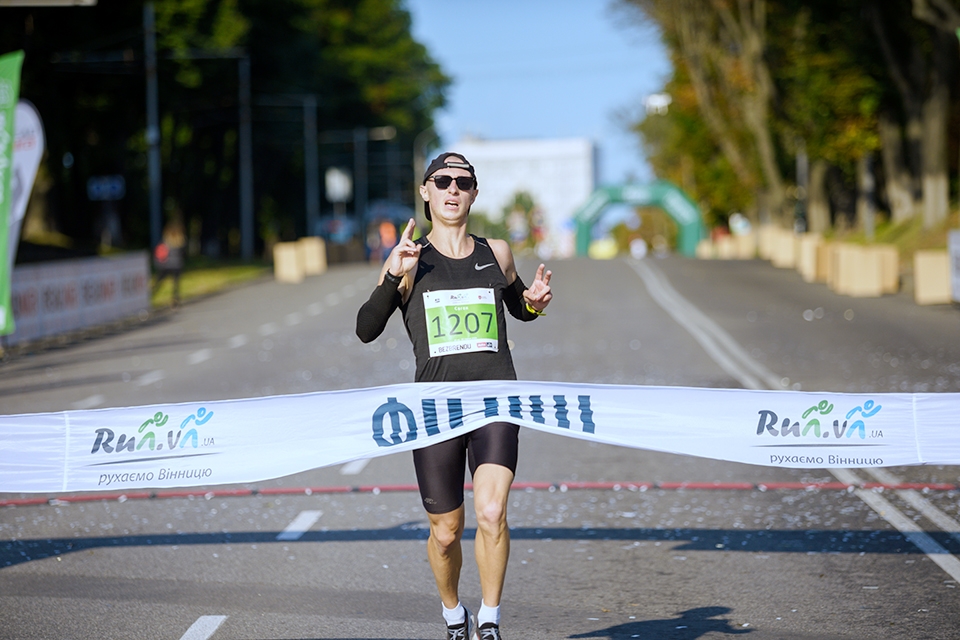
[757,224,777,260]
[735,232,757,259]
[716,235,737,259]
[796,233,821,283]
[770,228,797,268]
[816,241,833,283]
[850,246,883,297]
[273,242,304,283]
[828,244,841,291]
[696,240,715,260]
[834,244,882,297]
[874,244,899,294]
[298,236,327,275]
[914,250,951,305]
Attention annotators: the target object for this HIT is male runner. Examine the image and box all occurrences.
[356,152,552,640]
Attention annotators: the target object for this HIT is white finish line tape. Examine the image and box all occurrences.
[2,379,959,493]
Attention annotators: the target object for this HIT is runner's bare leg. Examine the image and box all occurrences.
[472,463,514,606]
[427,505,466,608]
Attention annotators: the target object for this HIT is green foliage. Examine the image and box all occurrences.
[621,0,912,231]
[768,0,883,178]
[155,0,249,87]
[0,0,449,257]
[635,53,753,227]
[501,191,543,252]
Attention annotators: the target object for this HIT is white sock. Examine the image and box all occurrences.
[442,602,466,627]
[477,601,500,627]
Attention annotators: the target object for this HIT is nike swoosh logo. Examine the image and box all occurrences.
[475,263,496,271]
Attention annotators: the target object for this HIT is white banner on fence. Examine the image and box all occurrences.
[6,252,149,345]
[2,381,959,494]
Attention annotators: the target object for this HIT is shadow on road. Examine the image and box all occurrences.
[569,606,751,639]
[4,522,958,569]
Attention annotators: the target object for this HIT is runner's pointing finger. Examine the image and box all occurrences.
[535,263,545,282]
[401,218,416,242]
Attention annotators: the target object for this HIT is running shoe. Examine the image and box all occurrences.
[445,606,476,640]
[478,623,501,640]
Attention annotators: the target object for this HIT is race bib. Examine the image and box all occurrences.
[423,288,499,357]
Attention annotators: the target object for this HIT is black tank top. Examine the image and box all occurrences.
[401,235,518,383]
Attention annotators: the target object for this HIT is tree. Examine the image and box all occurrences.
[866,1,955,228]
[633,49,753,228]
[0,0,449,257]
[620,0,942,235]
[627,0,788,224]
[240,0,449,245]
[767,0,883,232]
[502,191,543,252]
[909,0,960,227]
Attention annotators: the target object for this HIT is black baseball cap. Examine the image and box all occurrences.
[421,152,476,221]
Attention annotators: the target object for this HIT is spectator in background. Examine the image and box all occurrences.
[378,219,398,261]
[153,216,186,308]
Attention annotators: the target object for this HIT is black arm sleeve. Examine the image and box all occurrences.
[502,275,539,322]
[356,282,402,343]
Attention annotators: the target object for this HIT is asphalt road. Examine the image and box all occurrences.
[2,255,960,640]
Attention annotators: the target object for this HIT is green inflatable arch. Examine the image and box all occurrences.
[574,180,704,257]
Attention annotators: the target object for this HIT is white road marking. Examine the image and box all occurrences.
[135,370,165,387]
[276,510,323,541]
[187,349,212,365]
[228,334,248,348]
[630,259,782,390]
[259,322,279,336]
[341,284,356,297]
[862,467,960,544]
[179,615,227,640]
[832,469,960,583]
[324,293,340,306]
[640,259,960,583]
[340,459,370,475]
[72,394,104,410]
[285,312,303,326]
[307,302,323,316]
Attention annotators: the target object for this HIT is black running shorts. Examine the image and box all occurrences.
[412,421,520,514]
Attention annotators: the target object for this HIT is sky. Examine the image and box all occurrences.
[403,0,672,187]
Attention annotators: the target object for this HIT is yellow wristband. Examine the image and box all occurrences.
[525,302,545,317]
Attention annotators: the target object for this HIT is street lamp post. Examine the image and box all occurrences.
[303,96,319,236]
[238,55,254,260]
[143,3,162,251]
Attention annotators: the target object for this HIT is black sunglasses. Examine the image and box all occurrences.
[429,175,476,190]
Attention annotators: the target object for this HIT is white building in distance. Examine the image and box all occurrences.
[453,136,597,258]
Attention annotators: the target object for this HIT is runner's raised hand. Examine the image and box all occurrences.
[523,263,552,312]
[384,218,421,281]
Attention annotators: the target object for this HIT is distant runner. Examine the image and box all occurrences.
[357,152,552,640]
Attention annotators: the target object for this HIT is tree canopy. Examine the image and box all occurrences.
[1,0,449,259]
[620,0,959,233]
